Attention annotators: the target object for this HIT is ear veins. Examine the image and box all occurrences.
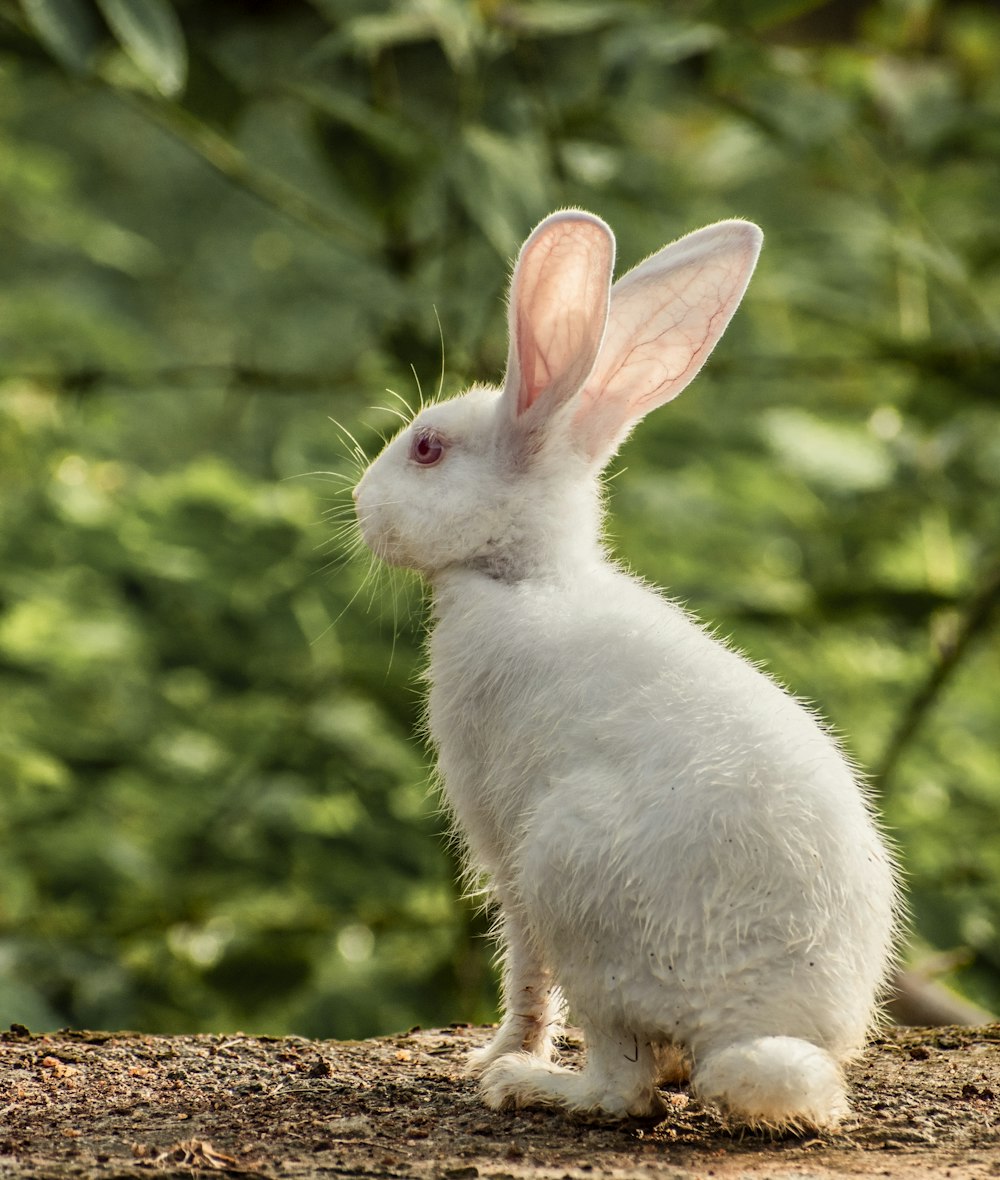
[507,214,613,420]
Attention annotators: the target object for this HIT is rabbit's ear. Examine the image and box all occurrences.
[572,220,762,464]
[502,211,614,439]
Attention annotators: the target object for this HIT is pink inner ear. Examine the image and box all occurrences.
[514,310,546,417]
[572,221,762,461]
[507,213,614,421]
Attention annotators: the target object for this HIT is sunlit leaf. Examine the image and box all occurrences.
[496,1,627,36]
[342,0,484,71]
[95,0,187,96]
[761,408,896,493]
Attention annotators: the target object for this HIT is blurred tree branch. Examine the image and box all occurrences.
[7,350,998,395]
[874,557,1000,794]
[2,363,350,395]
[0,2,379,252]
[116,92,383,252]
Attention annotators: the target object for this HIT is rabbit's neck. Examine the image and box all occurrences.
[465,531,606,584]
[431,538,608,601]
[431,475,607,586]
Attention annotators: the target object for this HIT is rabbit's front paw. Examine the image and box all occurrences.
[479,1052,666,1119]
[466,1033,557,1078]
[467,1043,505,1080]
[479,1052,568,1110]
[466,1011,560,1078]
[465,1040,504,1078]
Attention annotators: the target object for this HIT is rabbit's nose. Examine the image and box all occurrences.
[351,486,360,502]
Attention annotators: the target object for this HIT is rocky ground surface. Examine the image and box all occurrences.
[0,1022,998,1178]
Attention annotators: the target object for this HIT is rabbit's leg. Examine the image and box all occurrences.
[692,1036,849,1130]
[466,914,562,1076]
[479,1026,666,1118]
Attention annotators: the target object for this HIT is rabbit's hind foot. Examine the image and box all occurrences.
[479,1031,666,1119]
[693,1036,849,1132]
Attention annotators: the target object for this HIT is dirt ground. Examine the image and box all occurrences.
[0,1022,997,1179]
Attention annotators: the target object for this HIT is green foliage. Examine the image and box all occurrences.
[0,383,483,1034]
[20,0,187,93]
[0,0,997,1034]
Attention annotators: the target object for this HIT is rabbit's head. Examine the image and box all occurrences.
[354,211,762,582]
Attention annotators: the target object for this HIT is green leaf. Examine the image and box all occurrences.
[497,1,630,36]
[288,81,423,161]
[712,0,831,31]
[761,409,896,493]
[342,0,484,73]
[19,0,106,75]
[94,0,187,97]
[450,125,550,256]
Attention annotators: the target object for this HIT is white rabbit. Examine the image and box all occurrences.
[353,210,898,1130]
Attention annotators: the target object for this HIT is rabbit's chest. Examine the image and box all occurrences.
[425,633,569,876]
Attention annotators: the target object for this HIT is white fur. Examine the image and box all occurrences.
[354,210,898,1131]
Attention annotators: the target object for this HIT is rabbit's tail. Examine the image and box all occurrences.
[693,1036,849,1131]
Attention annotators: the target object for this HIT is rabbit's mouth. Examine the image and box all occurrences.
[357,513,402,566]
[356,505,427,572]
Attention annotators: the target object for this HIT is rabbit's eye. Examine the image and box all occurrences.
[409,430,445,466]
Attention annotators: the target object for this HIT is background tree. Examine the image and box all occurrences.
[0,0,997,1036]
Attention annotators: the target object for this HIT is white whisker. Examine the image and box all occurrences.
[409,364,425,413]
[374,403,411,426]
[432,304,446,404]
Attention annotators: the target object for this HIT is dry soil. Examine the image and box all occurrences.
[1,1022,998,1179]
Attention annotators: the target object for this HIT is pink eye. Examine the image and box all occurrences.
[409,430,445,466]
